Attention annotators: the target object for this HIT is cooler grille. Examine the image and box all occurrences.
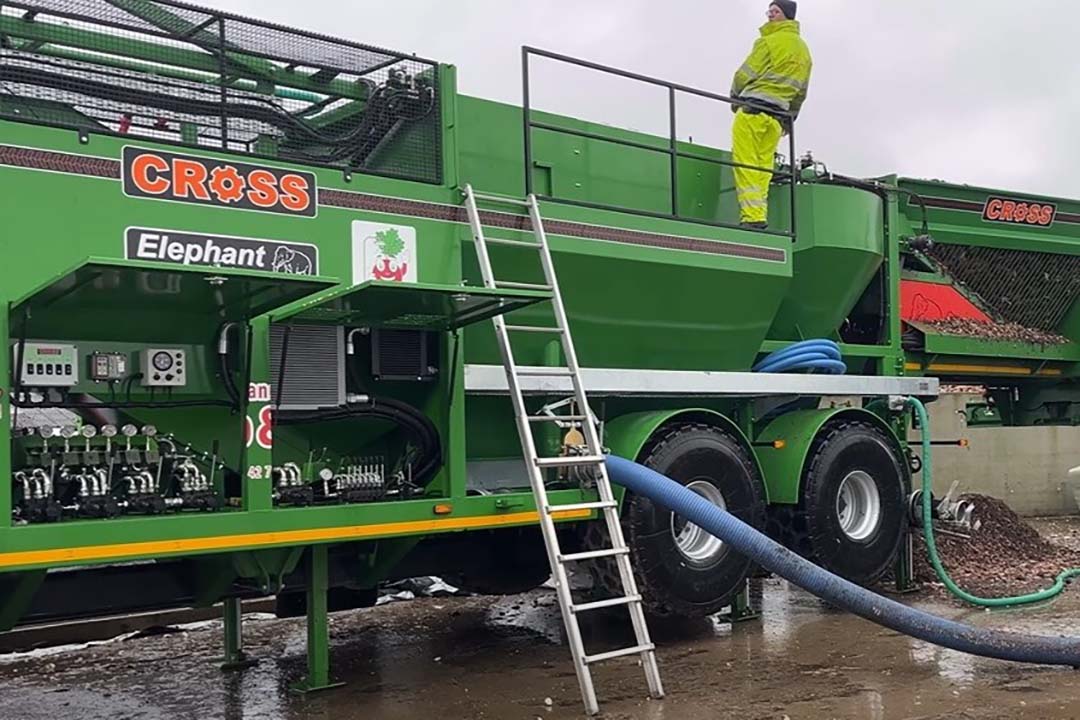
[269,324,344,410]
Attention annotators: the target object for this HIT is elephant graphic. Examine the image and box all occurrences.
[272,246,314,275]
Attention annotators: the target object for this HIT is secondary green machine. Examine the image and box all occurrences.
[0,0,1077,712]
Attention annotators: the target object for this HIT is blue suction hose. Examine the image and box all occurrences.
[605,454,1080,667]
[753,339,846,375]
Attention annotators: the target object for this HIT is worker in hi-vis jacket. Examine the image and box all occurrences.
[730,0,812,229]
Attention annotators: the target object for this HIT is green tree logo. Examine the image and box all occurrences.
[375,228,406,258]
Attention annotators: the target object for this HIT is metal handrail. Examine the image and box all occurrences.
[522,46,798,241]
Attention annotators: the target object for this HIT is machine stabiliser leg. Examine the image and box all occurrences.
[721,578,762,624]
[221,596,258,671]
[291,545,343,694]
[891,529,918,595]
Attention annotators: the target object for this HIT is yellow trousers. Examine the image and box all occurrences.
[732,109,782,224]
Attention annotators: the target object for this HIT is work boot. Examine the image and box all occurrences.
[740,221,768,230]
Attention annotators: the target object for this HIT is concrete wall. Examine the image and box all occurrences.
[916,394,1080,517]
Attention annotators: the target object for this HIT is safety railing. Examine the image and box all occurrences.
[522,46,798,239]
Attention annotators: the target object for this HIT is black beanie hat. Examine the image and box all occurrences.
[771,0,797,19]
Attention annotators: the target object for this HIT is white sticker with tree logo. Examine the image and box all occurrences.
[351,221,418,285]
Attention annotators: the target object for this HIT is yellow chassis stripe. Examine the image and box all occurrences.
[0,509,592,570]
[905,362,1062,377]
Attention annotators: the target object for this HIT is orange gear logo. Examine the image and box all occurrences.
[208,165,246,204]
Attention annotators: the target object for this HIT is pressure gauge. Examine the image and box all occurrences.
[60,425,79,439]
[121,424,139,438]
[81,425,98,439]
[319,468,334,482]
[141,348,187,387]
[141,425,158,438]
[38,426,58,439]
[151,351,173,372]
[101,425,118,438]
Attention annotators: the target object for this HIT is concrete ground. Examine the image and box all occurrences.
[2,522,1080,720]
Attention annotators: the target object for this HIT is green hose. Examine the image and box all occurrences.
[907,396,1080,607]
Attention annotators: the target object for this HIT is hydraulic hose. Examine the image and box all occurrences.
[277,397,443,484]
[604,454,1080,667]
[753,339,846,375]
[907,396,1080,607]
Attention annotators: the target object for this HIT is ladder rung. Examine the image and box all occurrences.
[471,191,531,206]
[485,237,542,249]
[516,367,574,377]
[536,454,605,468]
[545,500,617,513]
[585,643,656,665]
[527,414,587,423]
[560,547,629,563]
[506,324,563,334]
[572,595,641,613]
[496,281,553,291]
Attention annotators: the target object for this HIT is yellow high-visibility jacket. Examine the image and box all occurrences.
[731,20,812,119]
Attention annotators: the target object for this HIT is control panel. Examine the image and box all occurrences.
[141,348,187,387]
[16,342,78,387]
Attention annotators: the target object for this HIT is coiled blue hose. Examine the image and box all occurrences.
[605,454,1080,667]
[753,339,846,375]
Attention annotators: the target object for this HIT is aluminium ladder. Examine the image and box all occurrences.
[462,184,664,715]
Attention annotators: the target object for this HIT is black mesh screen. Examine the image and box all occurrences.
[0,0,442,183]
[929,243,1080,331]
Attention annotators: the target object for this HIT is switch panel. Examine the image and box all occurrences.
[16,342,78,387]
[141,348,187,387]
[89,352,129,382]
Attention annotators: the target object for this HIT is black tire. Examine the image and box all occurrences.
[771,419,906,586]
[585,423,766,618]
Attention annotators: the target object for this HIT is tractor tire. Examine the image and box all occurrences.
[584,423,766,618]
[770,419,906,586]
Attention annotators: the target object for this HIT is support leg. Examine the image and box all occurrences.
[891,529,919,595]
[221,596,257,671]
[290,545,343,694]
[721,578,762,624]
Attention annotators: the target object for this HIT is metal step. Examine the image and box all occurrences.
[572,595,642,613]
[470,190,531,206]
[486,237,541,248]
[527,414,588,423]
[535,455,605,468]
[585,643,656,665]
[516,368,574,377]
[506,324,563,334]
[560,547,629,563]
[545,500,617,514]
[495,281,552,291]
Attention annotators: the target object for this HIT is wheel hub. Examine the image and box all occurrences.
[671,480,727,564]
[836,470,882,542]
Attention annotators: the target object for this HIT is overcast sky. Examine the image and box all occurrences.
[218,0,1078,198]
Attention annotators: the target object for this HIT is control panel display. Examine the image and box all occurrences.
[15,343,78,387]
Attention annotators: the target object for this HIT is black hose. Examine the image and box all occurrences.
[217,323,242,411]
[819,172,930,236]
[277,397,442,483]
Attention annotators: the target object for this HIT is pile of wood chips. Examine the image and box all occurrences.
[913,495,1080,598]
[923,317,1068,346]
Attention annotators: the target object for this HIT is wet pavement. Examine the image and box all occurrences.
[2,525,1080,719]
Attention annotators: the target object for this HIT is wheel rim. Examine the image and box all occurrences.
[836,470,882,542]
[671,480,727,564]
